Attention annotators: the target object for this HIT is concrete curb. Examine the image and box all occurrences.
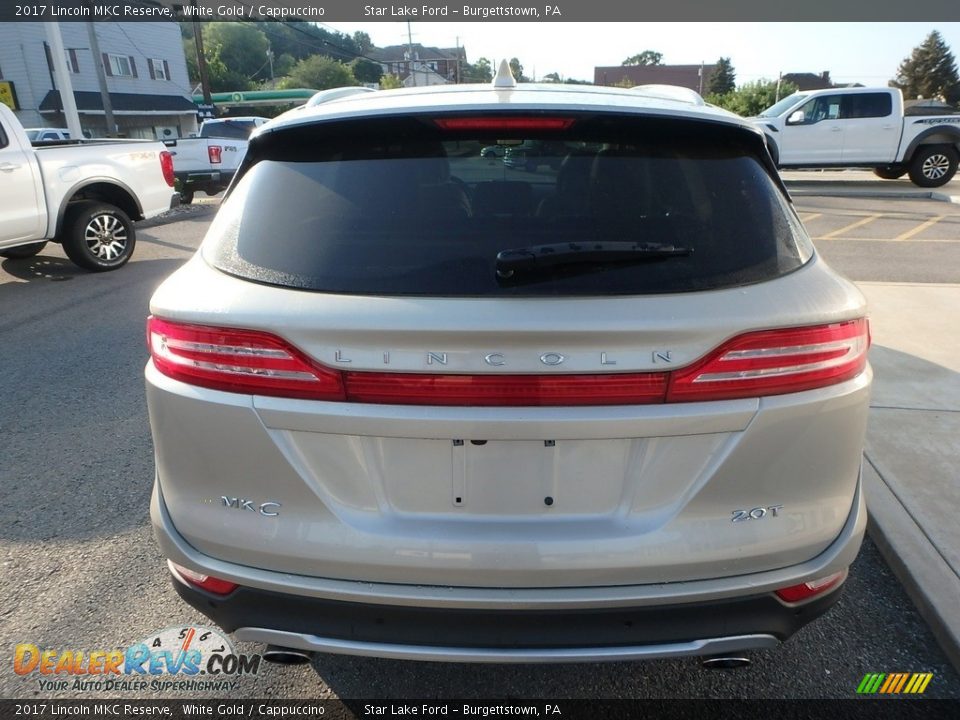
[864,457,960,671]
[784,183,960,205]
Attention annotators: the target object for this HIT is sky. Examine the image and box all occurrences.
[320,22,960,87]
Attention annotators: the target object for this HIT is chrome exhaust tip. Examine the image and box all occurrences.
[262,645,314,665]
[702,655,751,669]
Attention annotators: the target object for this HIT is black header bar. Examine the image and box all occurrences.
[1,0,959,23]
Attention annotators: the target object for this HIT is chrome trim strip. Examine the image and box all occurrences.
[232,628,779,664]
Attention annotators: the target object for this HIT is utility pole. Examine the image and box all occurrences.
[266,47,275,83]
[698,61,704,95]
[775,71,783,102]
[455,36,461,83]
[407,21,416,87]
[44,23,83,139]
[85,22,115,136]
[192,1,213,106]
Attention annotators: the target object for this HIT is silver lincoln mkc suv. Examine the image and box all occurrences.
[146,67,871,666]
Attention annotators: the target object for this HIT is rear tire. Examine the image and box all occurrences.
[907,145,958,188]
[0,241,47,259]
[60,202,136,272]
[179,190,194,204]
[873,166,907,180]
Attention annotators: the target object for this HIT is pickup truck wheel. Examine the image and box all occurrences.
[60,202,136,272]
[179,190,194,204]
[908,146,958,188]
[873,166,907,180]
[0,241,47,259]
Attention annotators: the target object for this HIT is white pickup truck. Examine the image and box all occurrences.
[0,104,178,271]
[164,116,267,203]
[752,87,959,187]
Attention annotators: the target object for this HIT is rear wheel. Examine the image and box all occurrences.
[0,241,47,259]
[908,146,958,188]
[873,166,907,180]
[179,190,195,204]
[60,201,136,272]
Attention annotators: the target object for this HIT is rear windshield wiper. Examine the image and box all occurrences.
[495,241,691,281]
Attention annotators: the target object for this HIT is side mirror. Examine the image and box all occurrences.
[787,110,805,125]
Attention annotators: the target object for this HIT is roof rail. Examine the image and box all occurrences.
[629,84,706,106]
[306,86,377,107]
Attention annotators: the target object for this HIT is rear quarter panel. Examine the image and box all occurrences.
[34,140,173,232]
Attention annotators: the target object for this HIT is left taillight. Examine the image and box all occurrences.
[159,150,175,187]
[147,316,346,400]
[168,561,238,596]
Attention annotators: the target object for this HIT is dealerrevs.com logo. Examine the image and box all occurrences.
[13,626,261,692]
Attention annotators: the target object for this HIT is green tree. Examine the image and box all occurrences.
[353,31,373,56]
[205,23,270,84]
[891,30,960,104]
[462,57,493,83]
[279,55,356,90]
[509,57,530,82]
[350,58,383,85]
[274,53,296,78]
[542,72,562,83]
[379,74,403,90]
[182,26,256,93]
[706,57,736,96]
[622,51,663,66]
[707,79,799,117]
[259,21,359,64]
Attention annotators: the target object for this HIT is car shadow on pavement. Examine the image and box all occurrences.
[1,254,83,282]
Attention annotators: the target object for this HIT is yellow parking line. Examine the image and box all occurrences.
[894,215,943,241]
[820,214,881,239]
[799,213,822,222]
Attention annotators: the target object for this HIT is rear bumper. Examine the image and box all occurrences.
[171,572,837,663]
[174,170,233,190]
[152,472,864,662]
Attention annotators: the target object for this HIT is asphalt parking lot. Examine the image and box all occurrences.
[1,195,959,701]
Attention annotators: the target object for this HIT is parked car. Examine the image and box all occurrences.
[503,139,565,171]
[480,144,505,158]
[147,72,870,666]
[0,104,177,270]
[164,117,268,204]
[752,87,960,187]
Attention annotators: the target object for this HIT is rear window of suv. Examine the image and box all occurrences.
[204,113,813,296]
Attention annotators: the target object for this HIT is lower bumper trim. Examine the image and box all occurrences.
[233,628,779,664]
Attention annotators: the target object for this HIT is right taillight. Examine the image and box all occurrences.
[775,569,848,603]
[666,319,869,402]
[208,145,222,164]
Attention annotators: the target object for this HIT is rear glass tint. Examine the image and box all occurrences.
[204,113,813,296]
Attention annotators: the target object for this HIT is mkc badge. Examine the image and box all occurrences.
[218,497,281,517]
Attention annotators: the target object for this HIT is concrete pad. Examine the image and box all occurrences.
[858,283,960,376]
[855,280,960,670]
